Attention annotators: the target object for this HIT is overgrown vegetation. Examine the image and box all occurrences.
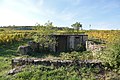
[32,21,57,52]
[0,24,120,80]
[96,41,120,68]
[1,65,115,80]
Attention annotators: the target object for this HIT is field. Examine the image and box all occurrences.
[0,27,120,80]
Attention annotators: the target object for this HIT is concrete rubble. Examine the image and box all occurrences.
[8,58,103,75]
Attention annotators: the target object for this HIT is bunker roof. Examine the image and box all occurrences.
[52,34,88,36]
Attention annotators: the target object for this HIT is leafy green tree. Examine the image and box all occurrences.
[71,22,82,32]
[33,21,57,52]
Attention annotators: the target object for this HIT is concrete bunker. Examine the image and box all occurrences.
[51,34,88,52]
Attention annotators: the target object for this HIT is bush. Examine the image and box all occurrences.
[0,29,4,31]
[98,42,120,68]
[60,51,93,60]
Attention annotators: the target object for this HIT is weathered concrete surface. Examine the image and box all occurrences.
[12,58,102,69]
[86,41,106,51]
[28,41,39,52]
[8,65,26,75]
[8,58,103,75]
[17,41,40,55]
[17,46,31,55]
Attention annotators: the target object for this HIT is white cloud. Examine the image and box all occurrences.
[86,22,120,30]
[0,7,37,26]
[0,0,119,30]
[0,0,45,26]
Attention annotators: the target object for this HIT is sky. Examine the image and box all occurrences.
[0,0,120,30]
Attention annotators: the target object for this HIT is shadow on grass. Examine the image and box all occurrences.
[28,51,61,58]
[0,39,32,57]
[0,38,61,58]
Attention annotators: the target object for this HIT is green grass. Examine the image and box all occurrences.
[0,29,120,80]
[0,65,104,80]
[0,39,30,77]
[2,64,120,80]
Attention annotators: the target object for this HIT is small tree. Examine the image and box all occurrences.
[71,22,82,32]
[33,21,57,52]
